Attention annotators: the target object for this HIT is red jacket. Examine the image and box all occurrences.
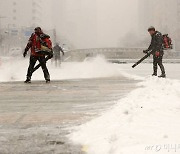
[25,33,52,56]
[42,37,52,50]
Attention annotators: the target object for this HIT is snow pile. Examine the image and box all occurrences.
[0,56,125,82]
[69,77,180,154]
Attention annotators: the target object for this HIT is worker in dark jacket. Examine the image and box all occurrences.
[53,43,64,67]
[143,26,166,78]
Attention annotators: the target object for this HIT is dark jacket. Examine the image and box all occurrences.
[53,45,64,56]
[147,31,164,56]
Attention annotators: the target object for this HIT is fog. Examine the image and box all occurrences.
[52,0,180,49]
[52,0,139,49]
[0,0,180,50]
[138,0,180,49]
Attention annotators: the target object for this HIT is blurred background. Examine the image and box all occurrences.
[0,0,180,56]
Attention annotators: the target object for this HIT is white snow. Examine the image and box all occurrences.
[69,77,180,154]
[1,56,180,82]
[119,63,180,80]
[1,56,180,154]
[0,56,124,82]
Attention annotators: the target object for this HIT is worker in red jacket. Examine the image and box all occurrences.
[23,27,53,83]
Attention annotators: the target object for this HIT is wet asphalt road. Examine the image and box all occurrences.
[0,77,138,154]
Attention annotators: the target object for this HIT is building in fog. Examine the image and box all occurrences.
[0,0,53,54]
[139,0,178,32]
[0,0,44,28]
[0,0,43,53]
[138,0,180,50]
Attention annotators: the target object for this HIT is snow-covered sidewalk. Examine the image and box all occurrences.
[69,77,180,154]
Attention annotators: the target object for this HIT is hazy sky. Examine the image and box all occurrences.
[52,0,139,49]
[0,0,140,49]
[1,0,179,49]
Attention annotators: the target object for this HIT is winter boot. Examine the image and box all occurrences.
[46,79,50,83]
[158,74,166,78]
[24,79,31,83]
[24,77,31,83]
[159,64,166,78]
[152,73,157,76]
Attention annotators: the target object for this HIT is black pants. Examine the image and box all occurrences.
[153,55,165,75]
[26,56,50,80]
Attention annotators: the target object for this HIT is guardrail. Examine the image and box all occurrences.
[64,48,180,62]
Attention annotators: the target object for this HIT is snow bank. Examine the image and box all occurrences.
[0,56,127,82]
[69,77,180,154]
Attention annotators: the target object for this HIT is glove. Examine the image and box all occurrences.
[155,51,160,57]
[23,48,28,57]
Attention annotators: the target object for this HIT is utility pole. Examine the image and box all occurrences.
[53,28,57,43]
[0,16,7,53]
